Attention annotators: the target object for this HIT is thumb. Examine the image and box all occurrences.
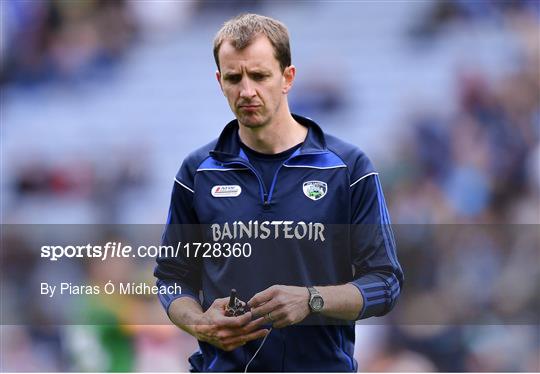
[212,297,230,308]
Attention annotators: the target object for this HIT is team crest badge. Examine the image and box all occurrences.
[303,181,327,201]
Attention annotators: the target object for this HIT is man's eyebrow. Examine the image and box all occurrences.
[249,69,271,74]
[223,68,271,75]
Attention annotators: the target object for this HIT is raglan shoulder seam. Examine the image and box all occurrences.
[326,145,352,181]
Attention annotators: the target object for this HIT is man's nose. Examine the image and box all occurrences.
[239,79,256,98]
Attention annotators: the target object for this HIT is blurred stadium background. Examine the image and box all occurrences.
[1,0,539,371]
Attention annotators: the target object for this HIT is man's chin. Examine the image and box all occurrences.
[237,113,266,128]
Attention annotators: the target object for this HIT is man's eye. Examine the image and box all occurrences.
[226,75,241,83]
[252,74,266,81]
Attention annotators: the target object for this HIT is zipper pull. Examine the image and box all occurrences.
[263,194,271,210]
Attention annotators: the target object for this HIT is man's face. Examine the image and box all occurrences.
[216,35,294,128]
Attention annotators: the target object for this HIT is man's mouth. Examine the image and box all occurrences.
[239,105,260,109]
[239,105,261,114]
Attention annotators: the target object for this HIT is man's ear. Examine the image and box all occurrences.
[282,65,296,94]
[216,70,223,92]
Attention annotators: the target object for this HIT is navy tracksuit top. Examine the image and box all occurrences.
[155,114,403,372]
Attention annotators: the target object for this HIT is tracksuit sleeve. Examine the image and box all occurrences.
[154,166,203,316]
[348,173,403,320]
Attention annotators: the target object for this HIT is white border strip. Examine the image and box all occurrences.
[196,168,249,172]
[174,178,194,193]
[350,172,379,187]
[283,164,347,170]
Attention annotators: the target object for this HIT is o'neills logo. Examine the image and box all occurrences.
[211,221,325,242]
[211,185,242,197]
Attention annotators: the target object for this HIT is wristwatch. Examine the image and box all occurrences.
[307,286,324,313]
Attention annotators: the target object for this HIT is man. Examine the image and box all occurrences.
[155,13,403,372]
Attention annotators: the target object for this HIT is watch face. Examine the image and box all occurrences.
[311,295,324,311]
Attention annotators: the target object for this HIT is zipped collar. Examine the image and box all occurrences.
[210,114,328,162]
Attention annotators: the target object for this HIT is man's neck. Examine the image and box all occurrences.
[238,113,307,154]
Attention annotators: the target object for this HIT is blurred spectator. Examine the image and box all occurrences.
[1,0,137,86]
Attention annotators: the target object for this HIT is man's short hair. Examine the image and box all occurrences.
[213,13,291,72]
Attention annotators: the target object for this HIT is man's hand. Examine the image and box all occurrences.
[247,285,310,328]
[192,297,269,351]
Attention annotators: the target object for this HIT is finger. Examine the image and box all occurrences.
[214,311,253,328]
[271,305,307,329]
[250,299,280,319]
[235,316,267,335]
[216,316,267,340]
[247,315,267,328]
[212,297,231,308]
[247,286,278,308]
[222,328,270,347]
[214,317,266,340]
[264,309,291,329]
